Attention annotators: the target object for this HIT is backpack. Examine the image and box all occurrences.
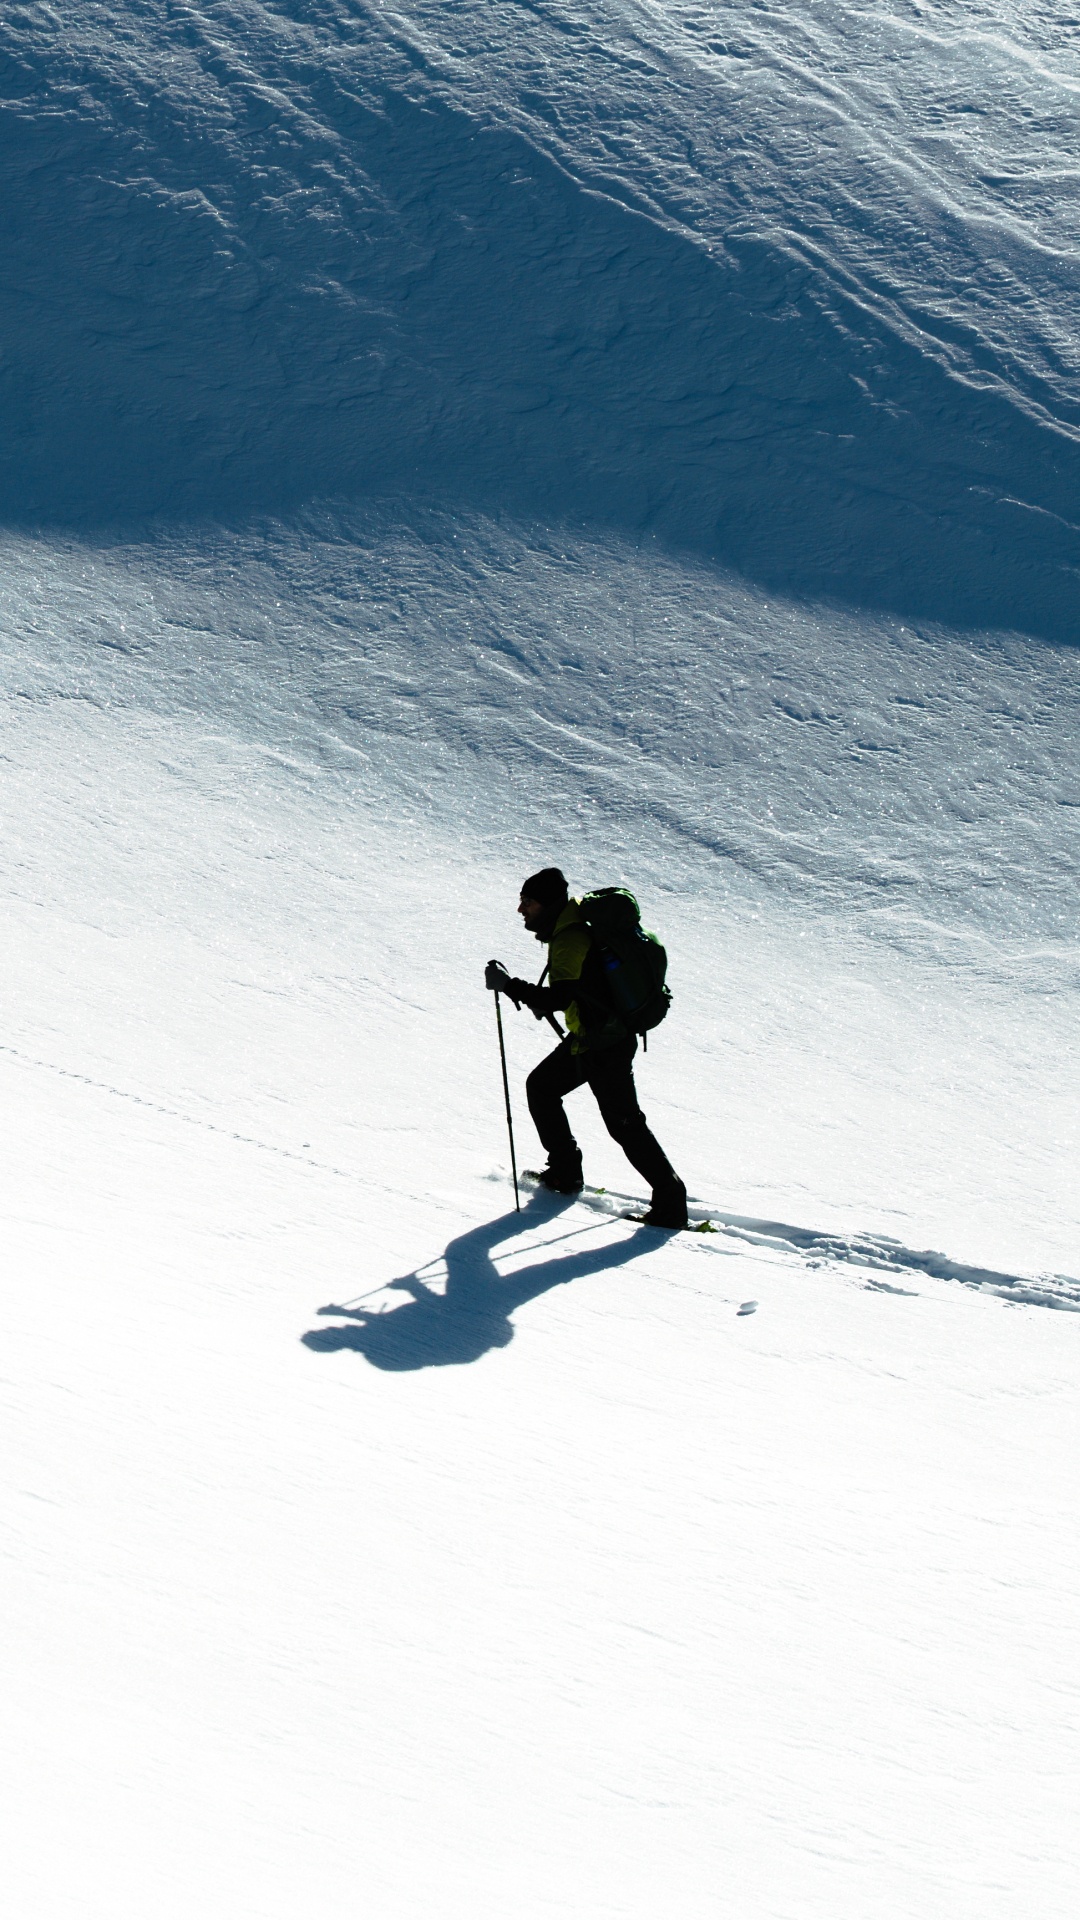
[578,888,672,1034]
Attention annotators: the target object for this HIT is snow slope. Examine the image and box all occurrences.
[4,2,1080,632]
[3,504,1078,1919]
[2,4,1079,1917]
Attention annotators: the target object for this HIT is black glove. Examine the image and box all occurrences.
[485,960,520,1006]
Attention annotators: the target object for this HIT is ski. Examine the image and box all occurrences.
[520,1170,705,1233]
[621,1211,707,1232]
[521,1169,599,1199]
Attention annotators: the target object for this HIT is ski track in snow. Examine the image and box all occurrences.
[310,1171,1080,1388]
[529,1180,1080,1313]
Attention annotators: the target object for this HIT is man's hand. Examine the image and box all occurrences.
[485,960,520,1006]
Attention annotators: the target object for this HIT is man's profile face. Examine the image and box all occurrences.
[518,893,546,930]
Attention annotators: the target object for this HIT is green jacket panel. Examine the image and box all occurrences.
[547,903,592,1043]
[545,901,625,1052]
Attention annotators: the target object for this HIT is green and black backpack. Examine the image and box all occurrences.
[578,888,672,1034]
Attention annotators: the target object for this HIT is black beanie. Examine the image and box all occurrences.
[520,867,569,911]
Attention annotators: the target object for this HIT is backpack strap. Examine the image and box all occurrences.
[535,964,565,1040]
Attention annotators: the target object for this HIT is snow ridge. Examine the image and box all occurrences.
[2,3,1079,634]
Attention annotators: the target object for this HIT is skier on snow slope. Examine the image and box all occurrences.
[485,867,689,1229]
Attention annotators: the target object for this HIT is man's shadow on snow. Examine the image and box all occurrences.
[301,1193,659,1371]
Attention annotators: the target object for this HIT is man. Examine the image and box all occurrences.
[485,867,689,1229]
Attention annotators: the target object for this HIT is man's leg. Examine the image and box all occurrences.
[526,1040,590,1187]
[586,1038,688,1226]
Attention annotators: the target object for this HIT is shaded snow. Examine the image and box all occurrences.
[3,3,1080,631]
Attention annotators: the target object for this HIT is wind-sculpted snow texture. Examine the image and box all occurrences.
[3,1,1080,633]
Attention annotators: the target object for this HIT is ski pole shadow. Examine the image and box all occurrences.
[301,1193,657,1371]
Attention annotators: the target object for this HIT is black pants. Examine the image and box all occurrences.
[526,1036,680,1190]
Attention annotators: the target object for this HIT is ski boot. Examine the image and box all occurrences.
[534,1153,584,1195]
[640,1178,688,1230]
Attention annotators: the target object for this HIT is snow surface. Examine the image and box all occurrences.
[2,5,1079,1917]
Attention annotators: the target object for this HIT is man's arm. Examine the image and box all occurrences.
[486,921,593,1016]
[510,921,593,1014]
[484,961,559,1014]
[512,975,572,1014]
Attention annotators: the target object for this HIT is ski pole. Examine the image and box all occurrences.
[494,990,521,1212]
